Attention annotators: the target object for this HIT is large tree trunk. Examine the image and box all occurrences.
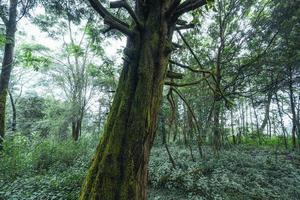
[80,2,174,199]
[0,0,17,147]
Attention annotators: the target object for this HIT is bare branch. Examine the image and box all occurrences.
[172,87,203,151]
[169,60,211,74]
[88,0,132,36]
[165,75,209,87]
[0,4,8,25]
[110,0,142,28]
[16,0,30,22]
[176,30,216,92]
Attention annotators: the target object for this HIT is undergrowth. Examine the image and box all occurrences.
[0,134,300,200]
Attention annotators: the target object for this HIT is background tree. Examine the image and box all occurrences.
[0,0,35,147]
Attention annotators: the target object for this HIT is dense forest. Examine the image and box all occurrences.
[0,0,300,199]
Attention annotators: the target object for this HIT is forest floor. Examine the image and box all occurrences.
[1,135,300,200]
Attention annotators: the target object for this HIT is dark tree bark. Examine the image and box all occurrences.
[80,1,207,199]
[72,119,82,141]
[212,100,221,151]
[8,89,16,132]
[230,109,236,145]
[0,0,18,147]
[288,64,297,149]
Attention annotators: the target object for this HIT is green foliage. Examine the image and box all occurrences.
[148,145,300,200]
[17,94,47,136]
[1,135,300,200]
[0,34,6,47]
[0,134,98,200]
[0,134,31,180]
[16,43,51,71]
[66,43,84,57]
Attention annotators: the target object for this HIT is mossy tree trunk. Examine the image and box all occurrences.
[80,0,208,199]
[80,14,170,200]
[0,0,18,147]
[8,89,16,132]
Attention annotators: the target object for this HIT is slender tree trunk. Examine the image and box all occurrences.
[72,119,82,141]
[230,109,236,145]
[249,102,254,133]
[186,107,196,161]
[212,100,221,152]
[288,65,297,149]
[8,89,16,132]
[0,0,17,147]
[241,101,246,135]
[80,3,175,199]
[268,117,272,138]
[259,92,272,134]
[161,113,176,169]
[251,98,259,131]
[275,93,288,149]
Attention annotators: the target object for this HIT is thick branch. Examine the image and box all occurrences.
[173,0,207,19]
[167,70,184,79]
[172,42,183,50]
[104,17,132,36]
[175,23,195,30]
[88,0,132,36]
[110,0,142,28]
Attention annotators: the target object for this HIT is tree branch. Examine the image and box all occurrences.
[165,75,209,87]
[169,60,211,74]
[88,0,132,36]
[110,0,142,28]
[175,23,195,31]
[166,70,184,79]
[173,0,207,19]
[0,4,8,25]
[176,30,216,92]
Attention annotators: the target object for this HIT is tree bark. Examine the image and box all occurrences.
[72,119,82,141]
[275,93,288,149]
[288,64,297,149]
[0,0,18,147]
[230,109,236,145]
[80,1,181,199]
[259,91,272,133]
[212,100,221,151]
[8,89,16,132]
